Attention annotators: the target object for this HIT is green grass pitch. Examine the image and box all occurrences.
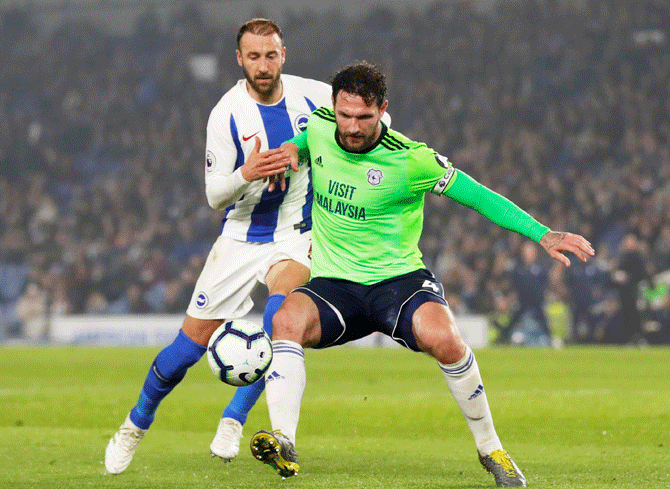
[1,345,669,488]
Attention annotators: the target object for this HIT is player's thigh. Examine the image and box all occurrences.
[263,232,312,296]
[411,301,467,364]
[265,259,310,296]
[186,236,276,321]
[293,278,373,348]
[368,269,447,351]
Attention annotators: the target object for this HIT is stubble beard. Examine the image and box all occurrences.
[338,129,378,153]
[243,67,282,100]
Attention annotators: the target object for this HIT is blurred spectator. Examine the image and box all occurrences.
[611,232,652,343]
[15,281,49,340]
[504,242,553,345]
[161,277,193,313]
[652,224,670,272]
[85,290,109,314]
[564,255,609,343]
[562,223,611,343]
[641,270,670,345]
[117,283,153,314]
[592,290,626,344]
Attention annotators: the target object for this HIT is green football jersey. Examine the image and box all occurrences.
[301,107,452,284]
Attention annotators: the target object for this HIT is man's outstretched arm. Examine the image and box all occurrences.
[444,169,595,266]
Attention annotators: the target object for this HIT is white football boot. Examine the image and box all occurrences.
[210,417,243,461]
[105,414,147,474]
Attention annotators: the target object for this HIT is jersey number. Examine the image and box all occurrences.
[422,280,440,293]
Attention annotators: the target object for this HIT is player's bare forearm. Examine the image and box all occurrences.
[539,231,595,267]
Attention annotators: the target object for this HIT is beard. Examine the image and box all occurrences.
[242,66,282,98]
[337,130,378,153]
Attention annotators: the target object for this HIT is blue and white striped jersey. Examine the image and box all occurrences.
[205,74,332,243]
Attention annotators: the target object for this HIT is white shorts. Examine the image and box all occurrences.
[186,232,311,320]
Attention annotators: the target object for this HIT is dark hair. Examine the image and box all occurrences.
[237,18,283,47]
[331,61,387,107]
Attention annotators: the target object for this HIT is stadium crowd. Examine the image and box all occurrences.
[1,0,669,345]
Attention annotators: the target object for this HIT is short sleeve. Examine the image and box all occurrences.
[407,147,457,194]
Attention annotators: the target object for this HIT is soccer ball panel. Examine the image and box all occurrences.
[206,319,273,387]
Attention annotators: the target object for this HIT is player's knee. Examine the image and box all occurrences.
[181,316,222,346]
[412,304,466,363]
[272,302,308,344]
[417,325,466,365]
[432,339,467,365]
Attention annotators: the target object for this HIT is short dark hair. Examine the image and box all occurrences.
[331,61,387,108]
[237,18,283,47]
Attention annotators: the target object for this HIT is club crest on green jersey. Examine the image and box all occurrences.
[367,168,383,186]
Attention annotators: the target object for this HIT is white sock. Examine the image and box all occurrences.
[439,346,503,456]
[264,340,306,445]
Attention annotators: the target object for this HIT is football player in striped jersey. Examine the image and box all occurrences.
[105,18,333,473]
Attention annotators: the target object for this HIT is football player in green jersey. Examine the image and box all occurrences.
[250,62,594,487]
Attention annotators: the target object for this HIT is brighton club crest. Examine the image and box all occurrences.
[294,114,310,133]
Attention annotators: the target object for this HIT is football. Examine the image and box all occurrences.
[206,319,273,386]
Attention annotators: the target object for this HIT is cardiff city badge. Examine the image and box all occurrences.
[367,168,383,186]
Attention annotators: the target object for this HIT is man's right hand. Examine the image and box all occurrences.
[240,137,293,188]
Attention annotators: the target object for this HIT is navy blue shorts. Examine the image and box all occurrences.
[294,269,447,351]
